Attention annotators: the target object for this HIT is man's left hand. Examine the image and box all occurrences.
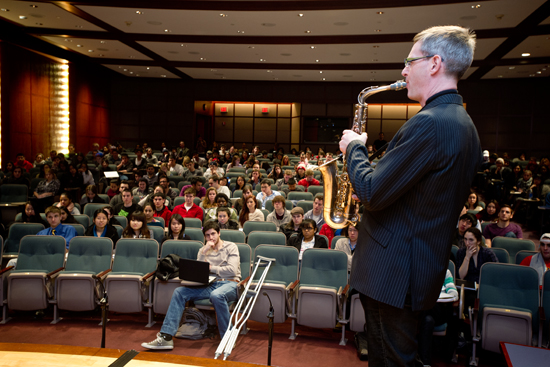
[339,130,367,154]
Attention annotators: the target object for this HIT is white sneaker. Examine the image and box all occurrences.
[141,333,174,350]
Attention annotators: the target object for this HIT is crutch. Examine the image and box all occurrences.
[215,255,275,360]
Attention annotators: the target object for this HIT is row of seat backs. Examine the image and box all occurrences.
[450,237,536,265]
[14,211,125,229]
[0,184,28,204]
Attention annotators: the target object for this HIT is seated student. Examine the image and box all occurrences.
[304,194,326,228]
[209,175,231,198]
[458,227,498,284]
[14,153,33,173]
[110,180,131,207]
[144,148,158,165]
[294,164,306,181]
[59,206,78,224]
[232,175,247,193]
[114,189,143,218]
[143,202,164,228]
[132,178,152,202]
[167,154,184,177]
[122,211,151,238]
[464,190,483,211]
[280,207,304,241]
[520,233,550,286]
[266,195,291,230]
[281,177,304,196]
[452,213,478,249]
[248,168,263,188]
[141,221,241,350]
[37,206,78,250]
[205,194,238,222]
[138,185,171,209]
[85,208,120,245]
[238,196,264,228]
[256,179,283,209]
[18,201,48,227]
[32,170,60,213]
[204,161,224,180]
[158,175,178,207]
[106,179,120,200]
[2,166,30,188]
[79,162,95,189]
[297,169,320,190]
[182,157,203,181]
[333,224,359,272]
[132,148,147,173]
[268,164,284,181]
[200,187,218,211]
[214,207,239,230]
[172,187,203,221]
[514,169,533,198]
[144,164,159,188]
[234,185,261,214]
[103,205,122,227]
[116,153,134,180]
[152,192,172,226]
[418,268,459,366]
[287,219,328,260]
[476,200,499,223]
[482,204,523,247]
[80,185,105,211]
[179,176,206,199]
[56,192,81,215]
[164,214,191,241]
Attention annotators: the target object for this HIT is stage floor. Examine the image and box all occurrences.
[0,343,261,367]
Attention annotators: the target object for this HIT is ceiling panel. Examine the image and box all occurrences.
[78,0,544,36]
[0,0,105,31]
[502,34,550,59]
[42,36,152,60]
[481,63,549,78]
[102,64,179,79]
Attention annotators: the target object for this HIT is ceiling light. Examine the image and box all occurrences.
[1,9,9,12]
[146,67,150,70]
[319,71,323,74]
[248,46,255,49]
[509,66,515,69]
[498,75,503,78]
[180,44,186,47]
[375,29,381,32]
[373,45,379,48]
[136,11,142,14]
[376,11,384,15]
[210,69,217,72]
[305,30,311,34]
[75,25,83,28]
[129,72,133,74]
[35,22,42,25]
[129,56,135,58]
[298,14,304,17]
[98,54,104,57]
[322,78,326,81]
[315,60,319,62]
[537,71,542,74]
[521,53,530,57]
[161,75,167,78]
[164,29,170,32]
[30,5,38,8]
[100,41,105,44]
[220,13,227,17]
[19,15,27,19]
[472,4,482,9]
[260,59,265,62]
[76,44,82,47]
[237,30,244,33]
[88,50,93,52]
[267,70,272,73]
[529,74,535,77]
[310,46,315,49]
[200,58,205,60]
[123,69,127,71]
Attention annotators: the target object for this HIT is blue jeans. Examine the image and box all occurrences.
[360,293,423,367]
[160,281,238,339]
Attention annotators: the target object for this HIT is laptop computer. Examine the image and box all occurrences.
[104,171,119,178]
[179,258,216,286]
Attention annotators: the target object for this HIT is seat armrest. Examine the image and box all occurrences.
[539,306,545,348]
[95,268,112,279]
[0,266,14,275]
[288,279,299,291]
[237,276,251,287]
[141,271,155,282]
[47,267,65,280]
[459,286,465,319]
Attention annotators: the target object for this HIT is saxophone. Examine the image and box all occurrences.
[316,80,407,229]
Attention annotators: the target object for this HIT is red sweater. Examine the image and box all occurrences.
[298,178,320,190]
[15,160,33,173]
[319,224,335,248]
[172,203,203,221]
[153,206,172,226]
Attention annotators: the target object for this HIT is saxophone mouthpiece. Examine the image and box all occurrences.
[391,80,407,91]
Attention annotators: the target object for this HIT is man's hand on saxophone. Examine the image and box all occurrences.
[339,129,367,155]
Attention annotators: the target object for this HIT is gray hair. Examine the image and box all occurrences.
[413,25,476,79]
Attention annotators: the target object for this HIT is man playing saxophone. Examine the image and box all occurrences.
[339,26,481,367]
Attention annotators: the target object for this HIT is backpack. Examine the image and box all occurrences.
[175,307,217,340]
[155,254,181,281]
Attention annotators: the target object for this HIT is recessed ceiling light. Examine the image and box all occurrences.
[522,53,530,57]
[498,75,503,78]
[509,66,515,69]
[315,60,319,62]
[211,69,217,72]
[75,25,83,28]
[1,9,9,12]
[373,45,379,48]
[376,11,384,15]
[118,66,122,68]
[164,29,170,32]
[298,14,304,17]
[88,50,93,52]
[537,71,542,74]
[123,69,127,71]
[98,54,104,57]
[129,71,133,74]
[200,57,205,60]
[100,41,105,44]
[30,5,38,8]
[472,4,482,9]
[146,67,150,70]
[136,74,140,76]
[220,13,227,17]
[237,30,244,33]
[529,74,535,77]
[76,44,82,47]
[181,44,186,47]
[322,78,326,81]
[260,59,265,62]
[19,15,27,19]
[161,75,167,78]
[267,70,272,73]
[248,46,255,49]
[375,29,381,32]
[136,11,142,14]
[310,46,315,49]
[319,71,323,74]
[305,30,311,34]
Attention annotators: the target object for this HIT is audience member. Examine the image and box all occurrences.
[110,180,130,207]
[482,204,523,247]
[143,202,164,228]
[132,178,152,201]
[114,189,143,217]
[179,176,205,199]
[37,206,77,249]
[204,161,224,180]
[122,211,151,238]
[106,179,120,200]
[172,187,204,221]
[164,214,191,241]
[520,233,550,285]
[132,148,147,172]
[334,224,359,271]
[158,176,178,206]
[144,148,158,165]
[452,213,478,249]
[287,219,328,260]
[276,169,294,190]
[280,207,304,241]
[304,194,326,227]
[458,227,498,283]
[464,191,483,211]
[84,208,120,245]
[205,193,238,222]
[152,192,172,226]
[141,221,240,350]
[266,195,291,230]
[59,206,78,224]
[32,170,60,213]
[19,201,48,227]
[476,200,499,223]
[209,175,231,197]
[2,166,30,188]
[232,175,247,193]
[168,155,184,176]
[256,179,282,209]
[33,153,46,167]
[144,164,159,187]
[14,153,33,173]
[234,185,261,214]
[200,187,218,210]
[297,169,320,189]
[238,196,264,228]
[214,207,239,230]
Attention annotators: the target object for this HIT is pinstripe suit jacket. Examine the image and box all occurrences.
[346,90,481,311]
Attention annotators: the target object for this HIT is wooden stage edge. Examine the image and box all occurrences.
[0,343,263,367]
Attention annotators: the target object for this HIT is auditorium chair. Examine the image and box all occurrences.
[247,231,286,252]
[242,221,277,237]
[219,229,246,244]
[492,237,535,264]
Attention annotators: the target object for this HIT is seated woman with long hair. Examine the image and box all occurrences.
[79,162,95,188]
[238,196,264,228]
[85,208,120,244]
[268,164,284,181]
[476,200,499,223]
[226,154,242,170]
[164,214,191,241]
[59,205,78,224]
[234,184,261,214]
[233,175,247,193]
[57,192,81,215]
[200,187,218,210]
[287,218,328,260]
[464,190,483,211]
[143,202,163,228]
[80,185,105,211]
[32,170,60,213]
[122,211,151,238]
[19,201,48,227]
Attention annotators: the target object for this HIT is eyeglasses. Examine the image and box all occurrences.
[302,227,314,231]
[404,55,436,67]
